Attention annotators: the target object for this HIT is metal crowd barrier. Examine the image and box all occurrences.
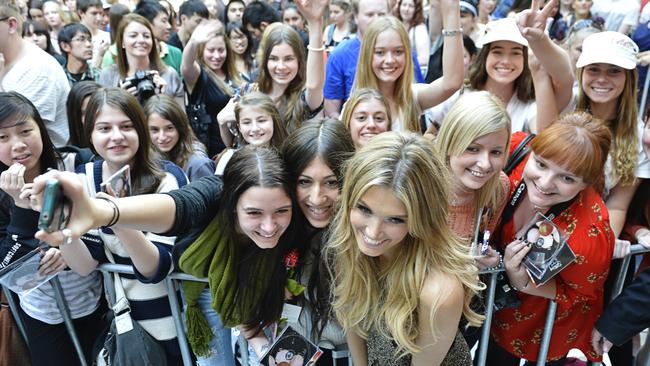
[5,245,649,366]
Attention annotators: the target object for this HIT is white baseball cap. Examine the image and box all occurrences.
[576,31,639,70]
[478,18,528,48]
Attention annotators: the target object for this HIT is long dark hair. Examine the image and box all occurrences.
[281,118,354,339]
[0,92,60,173]
[220,146,301,333]
[83,87,164,194]
[144,94,200,168]
[468,42,535,102]
[67,81,102,148]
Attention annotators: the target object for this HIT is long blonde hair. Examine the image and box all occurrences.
[576,67,638,186]
[436,91,511,214]
[352,16,420,132]
[326,132,483,357]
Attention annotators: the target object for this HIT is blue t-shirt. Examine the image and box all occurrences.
[324,37,425,102]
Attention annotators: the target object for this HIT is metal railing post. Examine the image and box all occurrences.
[164,277,194,366]
[536,300,557,365]
[2,285,29,344]
[476,271,499,366]
[50,276,88,366]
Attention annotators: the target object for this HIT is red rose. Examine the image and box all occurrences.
[284,249,299,268]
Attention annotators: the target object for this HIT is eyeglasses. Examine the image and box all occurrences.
[71,36,92,43]
[0,17,10,22]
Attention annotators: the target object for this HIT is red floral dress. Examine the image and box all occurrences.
[491,132,615,362]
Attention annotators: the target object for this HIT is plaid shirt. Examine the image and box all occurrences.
[63,63,100,86]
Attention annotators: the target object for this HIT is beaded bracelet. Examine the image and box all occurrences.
[96,196,120,227]
[485,254,503,271]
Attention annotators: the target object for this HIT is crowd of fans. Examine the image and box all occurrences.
[1,0,650,365]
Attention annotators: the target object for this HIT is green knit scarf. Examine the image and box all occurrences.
[178,215,277,356]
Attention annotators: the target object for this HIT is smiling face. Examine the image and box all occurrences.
[522,153,587,211]
[371,29,406,87]
[237,107,274,147]
[147,112,179,153]
[349,98,389,148]
[122,21,153,59]
[235,186,292,249]
[296,156,340,228]
[0,118,43,179]
[449,129,508,193]
[228,28,248,55]
[350,185,409,260]
[267,42,299,87]
[151,11,172,42]
[485,40,525,86]
[581,63,626,110]
[90,105,140,168]
[203,35,227,73]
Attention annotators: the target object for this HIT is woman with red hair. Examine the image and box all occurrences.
[486,112,615,365]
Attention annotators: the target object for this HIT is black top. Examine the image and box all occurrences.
[167,32,183,50]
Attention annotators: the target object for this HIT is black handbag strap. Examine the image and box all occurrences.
[504,133,536,175]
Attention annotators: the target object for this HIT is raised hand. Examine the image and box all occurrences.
[189,19,223,45]
[295,0,328,22]
[516,0,557,42]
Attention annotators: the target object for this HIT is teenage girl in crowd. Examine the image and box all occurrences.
[182,20,240,157]
[54,87,187,364]
[323,0,353,53]
[22,19,65,65]
[0,92,105,366]
[227,21,257,82]
[350,0,463,133]
[215,92,288,175]
[567,31,650,246]
[99,14,184,107]
[326,131,483,365]
[31,147,300,365]
[219,0,327,145]
[435,91,510,263]
[282,118,354,361]
[395,0,430,73]
[282,4,308,34]
[486,113,614,365]
[428,0,574,134]
[340,88,391,149]
[42,0,65,53]
[66,80,102,148]
[144,94,215,182]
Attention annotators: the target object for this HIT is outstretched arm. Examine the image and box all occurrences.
[28,171,177,246]
[517,0,574,131]
[297,0,327,111]
[417,0,463,110]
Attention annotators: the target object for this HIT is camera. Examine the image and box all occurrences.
[38,178,65,232]
[124,70,156,101]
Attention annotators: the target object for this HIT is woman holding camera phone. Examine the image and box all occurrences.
[0,92,106,366]
[99,14,184,107]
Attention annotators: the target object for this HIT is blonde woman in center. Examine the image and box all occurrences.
[326,131,483,365]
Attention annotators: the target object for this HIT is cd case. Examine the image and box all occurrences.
[100,164,131,198]
[516,212,576,286]
[260,326,322,366]
[0,247,58,296]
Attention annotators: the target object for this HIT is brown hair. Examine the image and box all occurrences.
[234,92,288,148]
[531,112,611,190]
[395,0,425,26]
[115,13,165,78]
[468,42,535,102]
[84,87,164,194]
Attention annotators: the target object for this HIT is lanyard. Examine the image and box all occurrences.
[501,180,577,226]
